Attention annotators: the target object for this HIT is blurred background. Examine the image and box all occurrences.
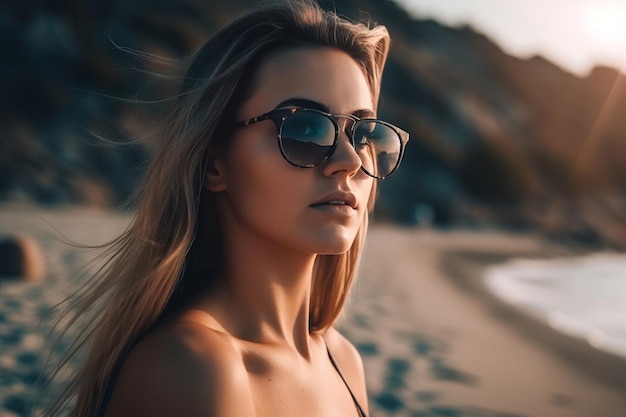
[1,1,626,416]
[2,0,626,246]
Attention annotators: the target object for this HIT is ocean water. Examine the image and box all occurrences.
[484,253,626,358]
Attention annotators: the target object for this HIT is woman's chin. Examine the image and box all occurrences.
[307,231,359,255]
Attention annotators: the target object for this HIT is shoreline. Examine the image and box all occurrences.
[441,250,626,392]
[346,225,626,417]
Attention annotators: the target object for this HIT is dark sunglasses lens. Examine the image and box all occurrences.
[279,111,336,166]
[354,121,401,178]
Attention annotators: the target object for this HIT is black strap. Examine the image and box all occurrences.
[324,338,368,417]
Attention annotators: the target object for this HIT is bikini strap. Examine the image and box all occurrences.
[324,338,368,417]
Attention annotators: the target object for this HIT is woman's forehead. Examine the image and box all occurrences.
[239,47,374,119]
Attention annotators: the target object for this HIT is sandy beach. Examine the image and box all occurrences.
[342,226,626,417]
[1,207,625,417]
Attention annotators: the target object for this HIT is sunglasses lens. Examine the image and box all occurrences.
[354,121,401,178]
[279,111,336,167]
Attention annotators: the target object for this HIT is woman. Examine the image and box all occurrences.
[44,1,409,416]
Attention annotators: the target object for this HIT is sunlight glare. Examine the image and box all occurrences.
[584,2,626,46]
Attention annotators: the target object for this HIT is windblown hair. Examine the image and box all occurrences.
[42,1,390,416]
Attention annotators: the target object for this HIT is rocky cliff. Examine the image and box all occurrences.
[2,0,625,246]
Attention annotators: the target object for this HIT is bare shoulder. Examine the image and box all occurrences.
[104,319,255,417]
[324,327,365,374]
[323,327,369,410]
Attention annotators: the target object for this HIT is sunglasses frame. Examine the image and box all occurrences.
[236,107,409,179]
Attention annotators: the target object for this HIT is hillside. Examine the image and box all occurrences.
[2,0,625,246]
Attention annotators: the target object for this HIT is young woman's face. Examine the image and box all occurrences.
[210,47,375,255]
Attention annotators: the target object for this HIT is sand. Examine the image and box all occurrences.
[0,206,131,417]
[1,206,625,417]
[341,226,626,417]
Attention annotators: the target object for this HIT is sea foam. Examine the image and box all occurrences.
[485,253,626,358]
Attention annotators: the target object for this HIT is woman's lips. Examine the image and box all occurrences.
[310,200,356,216]
[310,192,358,209]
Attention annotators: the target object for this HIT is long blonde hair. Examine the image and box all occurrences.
[43,1,390,416]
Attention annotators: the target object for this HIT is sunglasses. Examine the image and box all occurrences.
[236,107,409,179]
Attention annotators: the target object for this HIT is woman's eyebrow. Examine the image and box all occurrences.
[353,109,376,119]
[274,98,329,112]
[274,98,376,118]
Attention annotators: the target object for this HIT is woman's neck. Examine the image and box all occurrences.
[200,232,318,358]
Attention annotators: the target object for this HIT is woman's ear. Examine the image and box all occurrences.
[204,156,228,192]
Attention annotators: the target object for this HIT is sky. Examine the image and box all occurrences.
[393,0,626,76]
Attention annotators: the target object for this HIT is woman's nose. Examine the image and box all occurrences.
[321,128,362,177]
